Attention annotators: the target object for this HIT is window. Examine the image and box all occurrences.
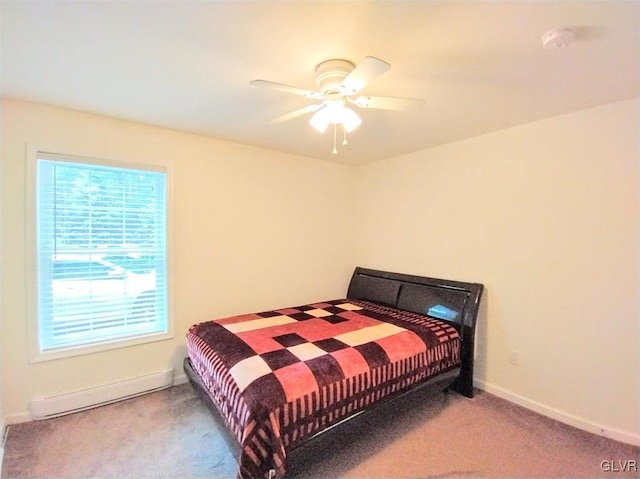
[30,150,171,357]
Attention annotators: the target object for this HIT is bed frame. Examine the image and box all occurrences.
[184,266,484,473]
[346,267,483,397]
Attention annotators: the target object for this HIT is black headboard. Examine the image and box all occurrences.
[347,266,484,397]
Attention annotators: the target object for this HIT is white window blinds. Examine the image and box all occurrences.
[36,153,168,352]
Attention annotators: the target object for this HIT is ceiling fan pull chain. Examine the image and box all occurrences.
[332,123,338,154]
[343,126,348,146]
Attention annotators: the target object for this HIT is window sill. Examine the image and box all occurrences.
[29,330,174,363]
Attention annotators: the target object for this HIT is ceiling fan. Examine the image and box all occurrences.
[250,56,425,154]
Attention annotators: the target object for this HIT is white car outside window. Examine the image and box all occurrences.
[51,255,156,334]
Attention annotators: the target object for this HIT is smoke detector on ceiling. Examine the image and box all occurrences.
[541,28,576,50]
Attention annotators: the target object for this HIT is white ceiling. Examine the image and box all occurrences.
[2,1,638,165]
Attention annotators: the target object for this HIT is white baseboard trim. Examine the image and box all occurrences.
[475,379,640,447]
[172,372,188,386]
[5,412,31,425]
[29,368,174,420]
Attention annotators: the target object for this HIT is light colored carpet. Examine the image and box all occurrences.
[2,383,638,478]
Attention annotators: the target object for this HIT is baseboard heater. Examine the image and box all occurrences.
[30,368,174,420]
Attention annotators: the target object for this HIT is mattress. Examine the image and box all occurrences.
[186,298,461,479]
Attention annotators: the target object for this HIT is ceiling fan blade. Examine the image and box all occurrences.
[353,95,425,111]
[340,56,391,96]
[250,80,323,100]
[270,104,322,124]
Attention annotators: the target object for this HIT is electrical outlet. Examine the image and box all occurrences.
[509,350,520,366]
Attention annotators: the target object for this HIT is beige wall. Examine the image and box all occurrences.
[0,95,5,460]
[2,97,638,444]
[0,2,5,460]
[354,99,639,440]
[0,99,355,418]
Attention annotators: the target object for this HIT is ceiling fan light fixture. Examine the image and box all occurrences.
[309,104,361,134]
[309,107,330,133]
[340,107,362,133]
[251,56,419,154]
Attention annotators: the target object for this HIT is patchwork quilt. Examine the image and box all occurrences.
[186,299,461,479]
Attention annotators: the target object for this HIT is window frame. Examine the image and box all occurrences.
[26,145,174,362]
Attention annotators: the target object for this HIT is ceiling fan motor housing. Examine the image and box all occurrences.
[315,59,354,94]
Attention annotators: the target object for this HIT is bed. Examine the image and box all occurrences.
[184,267,484,479]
